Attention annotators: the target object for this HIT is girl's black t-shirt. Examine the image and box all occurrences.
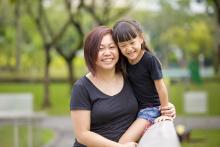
[70,76,138,147]
[127,51,163,108]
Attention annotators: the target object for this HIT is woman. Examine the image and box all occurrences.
[70,26,175,147]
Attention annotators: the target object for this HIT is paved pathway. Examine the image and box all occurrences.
[41,116,220,147]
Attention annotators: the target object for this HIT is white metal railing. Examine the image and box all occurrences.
[138,121,181,147]
[0,93,45,147]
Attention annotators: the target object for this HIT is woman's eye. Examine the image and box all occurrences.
[99,48,104,50]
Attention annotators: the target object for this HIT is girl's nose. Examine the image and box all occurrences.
[126,45,133,52]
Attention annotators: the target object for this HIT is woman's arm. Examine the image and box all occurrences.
[154,79,169,108]
[71,110,137,147]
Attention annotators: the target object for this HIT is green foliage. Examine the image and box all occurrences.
[0,26,16,66]
[57,26,82,56]
[74,54,87,78]
[0,0,216,77]
[128,0,215,66]
[160,20,213,60]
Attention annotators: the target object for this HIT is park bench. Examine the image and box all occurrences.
[184,91,207,114]
[0,93,45,147]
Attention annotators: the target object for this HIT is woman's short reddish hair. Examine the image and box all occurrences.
[84,26,123,75]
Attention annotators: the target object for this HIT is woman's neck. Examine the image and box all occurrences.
[93,69,118,82]
[87,69,123,96]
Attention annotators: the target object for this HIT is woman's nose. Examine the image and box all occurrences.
[103,48,111,55]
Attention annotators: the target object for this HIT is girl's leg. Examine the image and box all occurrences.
[119,118,151,143]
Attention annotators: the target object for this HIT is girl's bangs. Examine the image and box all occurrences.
[115,26,138,43]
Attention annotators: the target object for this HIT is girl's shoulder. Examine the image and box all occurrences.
[143,51,155,58]
[142,51,155,62]
[142,51,162,66]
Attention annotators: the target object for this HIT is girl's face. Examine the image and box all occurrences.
[117,35,144,64]
[95,33,119,71]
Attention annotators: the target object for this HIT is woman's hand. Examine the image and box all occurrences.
[121,142,138,147]
[160,102,176,119]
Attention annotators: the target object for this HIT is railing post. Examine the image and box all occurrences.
[28,118,33,147]
[14,119,19,147]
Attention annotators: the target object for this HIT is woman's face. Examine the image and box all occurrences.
[95,33,119,71]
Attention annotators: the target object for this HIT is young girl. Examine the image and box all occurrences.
[112,19,174,143]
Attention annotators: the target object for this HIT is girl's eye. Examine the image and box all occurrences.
[110,46,116,49]
[120,45,126,48]
[130,42,135,45]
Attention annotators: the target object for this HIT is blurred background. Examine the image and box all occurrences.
[0,0,220,147]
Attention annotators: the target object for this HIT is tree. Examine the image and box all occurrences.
[160,21,213,63]
[196,0,220,72]
[0,0,20,70]
[81,0,132,25]
[54,0,133,88]
[24,0,72,107]
[131,0,215,68]
[207,0,220,73]
[23,0,133,108]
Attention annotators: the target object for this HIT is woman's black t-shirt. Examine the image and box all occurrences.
[70,76,138,147]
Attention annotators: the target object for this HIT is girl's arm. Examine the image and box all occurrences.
[154,79,169,108]
[71,110,137,147]
[154,79,176,118]
[160,103,176,119]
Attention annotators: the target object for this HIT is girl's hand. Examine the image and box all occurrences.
[155,115,173,123]
[160,102,176,119]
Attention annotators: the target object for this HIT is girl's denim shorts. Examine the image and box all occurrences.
[137,106,161,123]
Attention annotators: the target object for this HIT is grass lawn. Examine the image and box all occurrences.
[182,129,220,147]
[0,80,220,115]
[0,82,70,115]
[169,81,220,116]
[0,125,54,147]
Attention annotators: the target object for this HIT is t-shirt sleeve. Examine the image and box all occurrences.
[149,55,163,80]
[70,83,91,110]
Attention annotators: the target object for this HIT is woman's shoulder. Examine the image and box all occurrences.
[74,76,88,86]
[71,76,94,99]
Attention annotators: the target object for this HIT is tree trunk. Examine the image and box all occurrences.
[213,0,220,74]
[67,60,74,88]
[42,48,51,108]
[15,0,21,70]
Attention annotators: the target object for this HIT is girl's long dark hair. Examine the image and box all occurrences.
[112,19,152,76]
[112,19,151,53]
